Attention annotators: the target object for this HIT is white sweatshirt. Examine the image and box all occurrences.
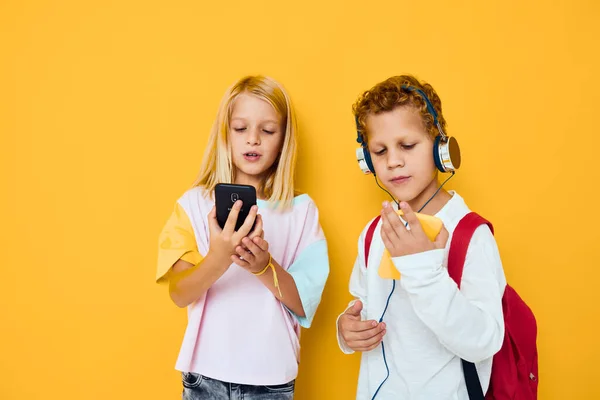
[337,192,506,400]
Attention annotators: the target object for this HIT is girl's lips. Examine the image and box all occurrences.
[243,153,262,162]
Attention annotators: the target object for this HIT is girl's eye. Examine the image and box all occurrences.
[233,127,246,132]
[263,129,275,134]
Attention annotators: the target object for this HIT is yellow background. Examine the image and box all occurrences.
[1,0,598,398]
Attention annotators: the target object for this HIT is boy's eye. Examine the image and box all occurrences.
[374,149,386,156]
[402,144,416,150]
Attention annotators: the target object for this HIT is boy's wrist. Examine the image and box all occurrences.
[392,248,445,276]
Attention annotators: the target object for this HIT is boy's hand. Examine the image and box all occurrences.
[380,201,449,257]
[338,300,386,352]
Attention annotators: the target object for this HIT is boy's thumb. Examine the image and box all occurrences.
[347,300,363,316]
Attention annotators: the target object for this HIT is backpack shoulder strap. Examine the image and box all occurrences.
[447,211,494,400]
[447,212,494,289]
[364,215,381,268]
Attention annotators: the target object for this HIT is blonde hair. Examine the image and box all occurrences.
[193,75,298,208]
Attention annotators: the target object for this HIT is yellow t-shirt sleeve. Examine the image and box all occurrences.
[156,202,204,283]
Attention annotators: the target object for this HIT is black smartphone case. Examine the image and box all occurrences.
[215,184,257,231]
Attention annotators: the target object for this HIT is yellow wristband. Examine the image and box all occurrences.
[252,253,272,276]
[252,253,282,298]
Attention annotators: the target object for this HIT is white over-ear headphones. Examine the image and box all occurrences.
[355,85,461,175]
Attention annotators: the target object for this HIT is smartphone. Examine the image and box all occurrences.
[215,183,257,231]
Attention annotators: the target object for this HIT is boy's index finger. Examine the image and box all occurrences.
[382,202,407,239]
[349,319,380,332]
[400,202,424,235]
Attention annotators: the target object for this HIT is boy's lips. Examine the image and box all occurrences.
[390,175,411,184]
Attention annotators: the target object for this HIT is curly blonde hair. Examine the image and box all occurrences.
[353,74,446,144]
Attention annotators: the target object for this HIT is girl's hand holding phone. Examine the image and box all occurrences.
[207,201,260,265]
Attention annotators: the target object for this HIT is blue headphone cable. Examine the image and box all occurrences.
[370,172,455,400]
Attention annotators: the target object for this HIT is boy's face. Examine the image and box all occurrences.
[366,106,438,204]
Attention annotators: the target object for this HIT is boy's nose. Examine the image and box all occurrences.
[387,150,405,169]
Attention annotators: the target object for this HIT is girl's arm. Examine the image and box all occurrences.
[158,200,260,308]
[233,199,329,328]
[168,253,230,308]
[232,236,305,316]
[254,257,305,317]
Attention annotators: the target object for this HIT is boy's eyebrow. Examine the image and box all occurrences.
[367,140,387,149]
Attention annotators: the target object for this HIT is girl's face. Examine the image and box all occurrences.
[229,93,285,192]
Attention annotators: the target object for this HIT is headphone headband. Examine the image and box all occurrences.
[355,115,364,144]
[401,85,446,140]
[354,81,460,175]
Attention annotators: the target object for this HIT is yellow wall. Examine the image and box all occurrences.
[1,1,598,398]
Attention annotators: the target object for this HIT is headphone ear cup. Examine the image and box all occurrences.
[446,136,461,170]
[433,135,462,173]
[363,147,375,174]
[433,135,446,173]
[356,146,376,175]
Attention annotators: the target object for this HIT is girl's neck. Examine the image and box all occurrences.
[234,174,267,200]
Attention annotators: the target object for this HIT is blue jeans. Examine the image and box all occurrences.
[182,372,295,400]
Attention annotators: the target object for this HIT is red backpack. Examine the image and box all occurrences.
[364,212,538,400]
